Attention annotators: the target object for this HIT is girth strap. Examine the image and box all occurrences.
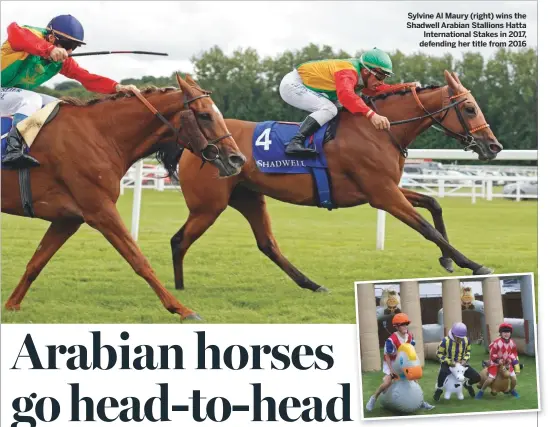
[18,168,35,217]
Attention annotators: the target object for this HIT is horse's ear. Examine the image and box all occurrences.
[444,70,459,91]
[184,74,197,86]
[452,71,462,86]
[176,73,191,94]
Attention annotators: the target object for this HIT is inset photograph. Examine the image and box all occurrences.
[354,273,539,419]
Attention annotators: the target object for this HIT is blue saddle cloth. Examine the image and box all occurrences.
[252,121,329,174]
[252,120,335,209]
[1,116,14,160]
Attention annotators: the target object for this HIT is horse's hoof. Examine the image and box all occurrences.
[473,266,494,275]
[315,286,330,293]
[5,303,21,311]
[184,313,203,321]
[439,257,454,273]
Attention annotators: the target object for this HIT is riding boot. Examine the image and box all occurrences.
[1,126,40,169]
[433,388,443,401]
[285,115,322,156]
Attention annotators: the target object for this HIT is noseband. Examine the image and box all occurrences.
[408,86,490,152]
[131,89,232,163]
[183,93,233,162]
[365,86,490,157]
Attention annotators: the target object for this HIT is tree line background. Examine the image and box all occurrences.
[37,44,537,151]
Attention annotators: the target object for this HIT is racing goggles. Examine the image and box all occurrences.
[370,68,391,81]
[53,34,82,51]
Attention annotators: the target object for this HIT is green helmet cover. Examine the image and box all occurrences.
[360,48,393,75]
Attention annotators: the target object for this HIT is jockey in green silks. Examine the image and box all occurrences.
[279,48,400,156]
[1,14,138,169]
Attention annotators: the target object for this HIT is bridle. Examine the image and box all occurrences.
[365,85,490,157]
[131,88,232,162]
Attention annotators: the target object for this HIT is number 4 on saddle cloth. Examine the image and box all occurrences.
[252,119,339,210]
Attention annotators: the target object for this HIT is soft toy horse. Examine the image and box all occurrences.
[478,362,512,395]
[442,362,468,400]
[379,343,425,414]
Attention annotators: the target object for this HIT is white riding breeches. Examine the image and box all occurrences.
[279,69,338,126]
[0,87,58,118]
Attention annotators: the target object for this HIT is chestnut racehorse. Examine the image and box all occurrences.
[171,71,503,295]
[2,74,245,320]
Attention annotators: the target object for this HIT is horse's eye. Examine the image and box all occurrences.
[464,105,476,115]
[198,112,212,121]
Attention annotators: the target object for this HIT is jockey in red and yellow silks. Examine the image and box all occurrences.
[1,15,138,169]
[476,323,521,399]
[278,48,397,157]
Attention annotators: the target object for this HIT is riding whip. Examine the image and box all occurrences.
[69,51,168,57]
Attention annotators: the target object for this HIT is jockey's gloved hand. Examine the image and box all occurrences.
[116,84,140,93]
[50,47,68,62]
[370,113,390,130]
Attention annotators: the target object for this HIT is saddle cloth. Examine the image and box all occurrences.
[252,120,329,174]
[251,120,336,210]
[1,100,62,158]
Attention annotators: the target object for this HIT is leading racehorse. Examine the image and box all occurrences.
[171,71,503,294]
[2,74,245,320]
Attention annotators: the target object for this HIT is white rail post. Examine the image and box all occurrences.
[471,182,476,204]
[376,210,386,250]
[516,181,521,202]
[486,179,493,201]
[438,179,445,198]
[131,160,144,241]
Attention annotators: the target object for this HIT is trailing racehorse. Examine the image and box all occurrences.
[2,74,246,320]
[171,71,502,294]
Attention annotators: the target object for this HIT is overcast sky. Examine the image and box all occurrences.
[1,1,538,88]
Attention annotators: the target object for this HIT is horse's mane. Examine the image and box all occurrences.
[60,86,178,106]
[368,84,442,101]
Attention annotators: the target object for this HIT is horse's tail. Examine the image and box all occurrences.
[155,141,184,181]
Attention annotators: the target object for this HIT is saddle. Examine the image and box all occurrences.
[1,101,62,218]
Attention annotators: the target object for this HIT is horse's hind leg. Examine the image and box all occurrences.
[5,219,82,310]
[401,188,454,273]
[371,187,493,275]
[228,186,327,292]
[86,205,199,320]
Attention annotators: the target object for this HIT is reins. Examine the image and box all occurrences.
[130,88,232,163]
[364,86,491,157]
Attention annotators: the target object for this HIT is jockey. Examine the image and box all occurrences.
[1,15,138,169]
[365,312,434,412]
[476,322,520,399]
[433,322,481,401]
[279,48,397,157]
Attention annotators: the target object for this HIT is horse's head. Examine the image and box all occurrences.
[176,74,246,177]
[499,364,511,378]
[449,362,468,382]
[394,343,423,381]
[442,70,503,161]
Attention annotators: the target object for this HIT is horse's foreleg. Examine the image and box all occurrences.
[171,210,224,290]
[400,188,453,273]
[371,188,493,275]
[86,205,199,320]
[5,219,82,310]
[228,187,326,292]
